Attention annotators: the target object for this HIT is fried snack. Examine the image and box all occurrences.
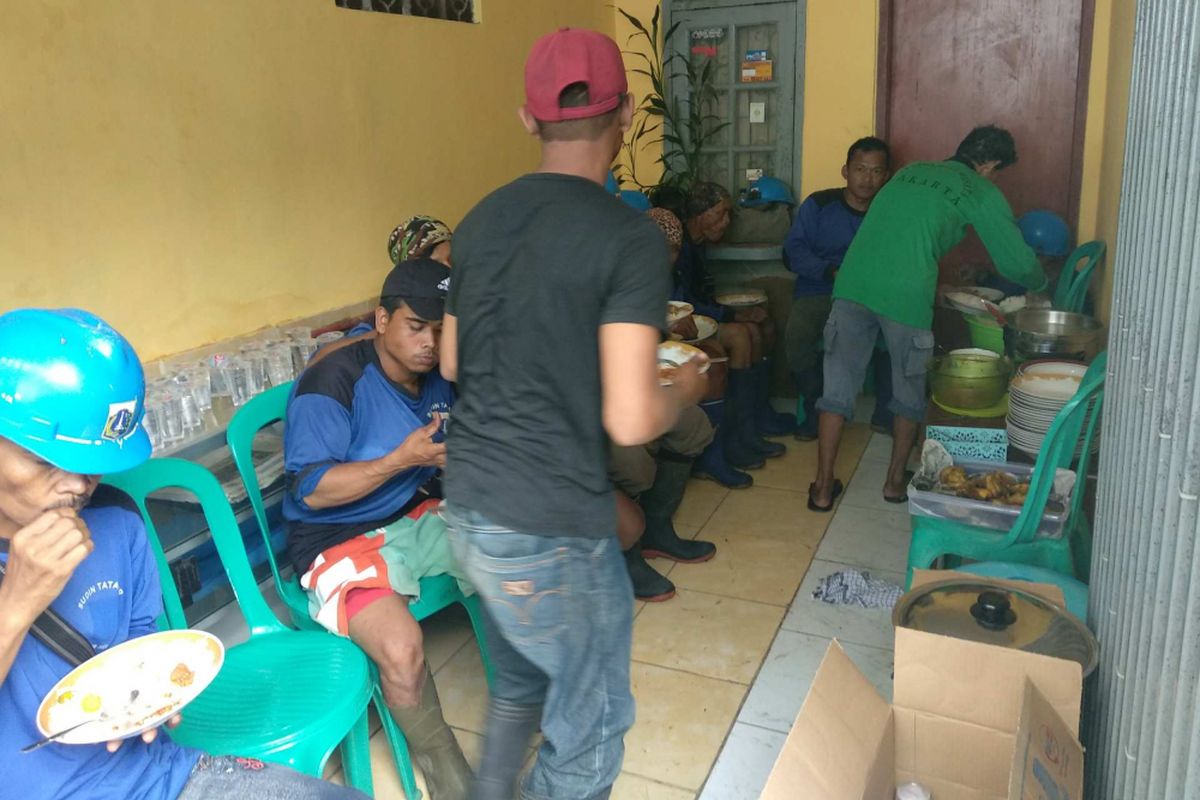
[1001,491,1028,507]
[170,663,195,688]
[939,466,969,489]
[966,482,994,501]
[983,471,1014,498]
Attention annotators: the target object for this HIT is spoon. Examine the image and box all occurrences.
[22,714,107,752]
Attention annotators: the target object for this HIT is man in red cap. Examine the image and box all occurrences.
[439,27,708,800]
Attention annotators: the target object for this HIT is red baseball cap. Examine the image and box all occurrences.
[524,28,628,122]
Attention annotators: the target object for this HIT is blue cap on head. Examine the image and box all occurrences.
[1018,210,1071,257]
[0,308,151,475]
[740,176,796,208]
[618,189,652,211]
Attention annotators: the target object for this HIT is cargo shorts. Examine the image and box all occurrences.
[815,299,934,423]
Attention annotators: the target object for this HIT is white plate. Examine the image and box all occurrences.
[683,315,718,344]
[949,347,1001,359]
[715,288,767,307]
[666,301,694,325]
[658,341,710,385]
[37,630,224,745]
[959,286,1005,302]
[1010,374,1083,402]
[945,291,989,315]
[1017,361,1088,379]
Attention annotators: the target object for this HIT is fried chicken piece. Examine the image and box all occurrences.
[170,663,195,688]
[983,471,1015,498]
[939,466,969,490]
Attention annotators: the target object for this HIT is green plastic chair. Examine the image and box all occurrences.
[905,352,1107,588]
[227,381,493,800]
[104,458,375,794]
[1053,240,1106,313]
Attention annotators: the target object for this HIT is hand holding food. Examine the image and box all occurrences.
[389,414,447,470]
[1,509,94,628]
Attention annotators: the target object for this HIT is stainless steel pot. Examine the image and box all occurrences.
[1005,309,1104,361]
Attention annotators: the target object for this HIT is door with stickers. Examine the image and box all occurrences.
[667,0,803,199]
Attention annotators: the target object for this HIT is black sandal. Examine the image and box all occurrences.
[807,479,844,513]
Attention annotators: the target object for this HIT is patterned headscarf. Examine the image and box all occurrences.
[647,207,683,249]
[387,215,453,265]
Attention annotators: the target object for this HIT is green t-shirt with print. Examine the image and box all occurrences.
[833,159,1047,329]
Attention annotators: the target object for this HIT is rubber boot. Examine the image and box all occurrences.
[793,362,823,441]
[871,351,894,434]
[390,662,473,800]
[751,360,795,437]
[727,369,785,461]
[690,400,754,488]
[469,698,541,800]
[639,454,717,563]
[794,393,819,441]
[624,543,675,601]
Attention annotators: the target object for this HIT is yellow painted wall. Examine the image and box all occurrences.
[614,0,665,188]
[1076,0,1137,322]
[797,2,879,200]
[0,0,611,360]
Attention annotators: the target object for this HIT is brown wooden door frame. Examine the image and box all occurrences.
[875,0,1096,229]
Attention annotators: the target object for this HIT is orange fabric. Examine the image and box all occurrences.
[303,497,443,634]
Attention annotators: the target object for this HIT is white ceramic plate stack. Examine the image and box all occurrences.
[1006,361,1098,457]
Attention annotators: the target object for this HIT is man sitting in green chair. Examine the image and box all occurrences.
[283,259,472,799]
[0,308,365,800]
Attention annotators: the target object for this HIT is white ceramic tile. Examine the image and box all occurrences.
[698,722,788,800]
[841,641,895,702]
[860,431,895,463]
[839,456,902,513]
[814,504,911,574]
[782,559,902,651]
[736,630,832,733]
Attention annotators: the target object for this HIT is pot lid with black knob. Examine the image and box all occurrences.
[891,579,1098,676]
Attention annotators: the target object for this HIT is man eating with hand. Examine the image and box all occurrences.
[0,308,366,800]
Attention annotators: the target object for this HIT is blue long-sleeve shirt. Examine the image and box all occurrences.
[783,188,866,297]
[671,238,729,322]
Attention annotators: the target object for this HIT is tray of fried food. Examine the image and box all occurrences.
[936,466,1031,507]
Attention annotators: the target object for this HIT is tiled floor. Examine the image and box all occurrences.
[205,411,913,799]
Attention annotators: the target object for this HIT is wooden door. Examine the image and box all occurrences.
[877,0,1095,279]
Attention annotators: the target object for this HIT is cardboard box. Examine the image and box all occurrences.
[762,574,1084,800]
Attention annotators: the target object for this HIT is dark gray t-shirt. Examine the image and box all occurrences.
[446,172,669,538]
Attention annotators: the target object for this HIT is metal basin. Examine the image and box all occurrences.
[1006,309,1104,360]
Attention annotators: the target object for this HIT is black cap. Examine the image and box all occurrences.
[379,257,451,321]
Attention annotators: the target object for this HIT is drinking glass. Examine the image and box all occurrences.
[231,359,255,407]
[265,341,296,386]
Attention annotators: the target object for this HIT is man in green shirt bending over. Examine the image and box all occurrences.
[808,125,1047,512]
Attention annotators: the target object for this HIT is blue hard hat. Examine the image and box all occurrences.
[0,308,151,475]
[618,189,652,211]
[1017,210,1071,257]
[740,176,796,208]
[604,171,620,195]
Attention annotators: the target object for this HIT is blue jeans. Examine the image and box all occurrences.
[175,755,367,799]
[443,504,635,800]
